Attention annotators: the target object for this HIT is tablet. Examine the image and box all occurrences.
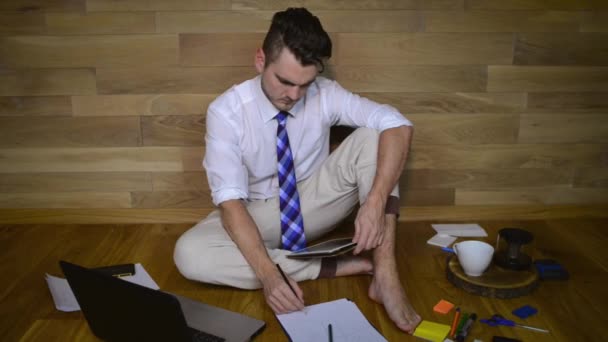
[287,237,356,259]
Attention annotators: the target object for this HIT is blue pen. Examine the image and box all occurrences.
[442,247,455,253]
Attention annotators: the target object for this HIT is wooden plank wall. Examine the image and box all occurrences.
[0,0,607,222]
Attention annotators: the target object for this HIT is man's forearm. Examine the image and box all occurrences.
[219,199,278,283]
[368,125,413,204]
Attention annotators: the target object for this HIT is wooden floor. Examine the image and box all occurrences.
[2,219,607,342]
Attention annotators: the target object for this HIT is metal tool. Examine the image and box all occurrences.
[480,314,549,333]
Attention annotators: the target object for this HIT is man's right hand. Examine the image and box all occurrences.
[262,271,305,314]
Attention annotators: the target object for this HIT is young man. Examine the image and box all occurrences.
[174,8,421,333]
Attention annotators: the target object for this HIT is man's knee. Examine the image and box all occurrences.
[173,229,261,289]
[173,232,211,282]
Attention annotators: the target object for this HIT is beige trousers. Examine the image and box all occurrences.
[173,128,399,289]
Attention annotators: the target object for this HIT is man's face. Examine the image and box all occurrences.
[256,47,319,112]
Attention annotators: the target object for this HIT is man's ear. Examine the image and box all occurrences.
[254,48,265,73]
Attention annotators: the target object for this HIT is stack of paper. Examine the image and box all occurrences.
[427,223,487,248]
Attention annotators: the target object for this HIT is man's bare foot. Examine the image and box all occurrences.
[335,255,374,277]
[368,271,421,334]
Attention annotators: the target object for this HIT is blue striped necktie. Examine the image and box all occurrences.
[275,111,306,251]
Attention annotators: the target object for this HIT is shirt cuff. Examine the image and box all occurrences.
[212,188,248,207]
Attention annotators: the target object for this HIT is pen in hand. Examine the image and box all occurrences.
[276,264,306,312]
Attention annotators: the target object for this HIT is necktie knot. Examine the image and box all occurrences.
[276,111,289,126]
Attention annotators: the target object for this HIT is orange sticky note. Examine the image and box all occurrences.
[433,299,454,314]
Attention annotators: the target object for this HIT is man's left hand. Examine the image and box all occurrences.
[353,193,385,254]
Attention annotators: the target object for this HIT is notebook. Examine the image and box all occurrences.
[60,260,265,342]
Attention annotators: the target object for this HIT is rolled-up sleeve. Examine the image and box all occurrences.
[203,107,249,206]
[327,80,412,130]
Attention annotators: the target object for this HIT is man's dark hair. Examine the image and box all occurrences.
[262,8,332,72]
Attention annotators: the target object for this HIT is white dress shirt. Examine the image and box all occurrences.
[203,75,412,206]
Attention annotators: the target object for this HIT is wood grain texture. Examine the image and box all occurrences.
[0,4,605,214]
[409,144,606,169]
[514,33,608,65]
[0,68,96,96]
[0,96,71,117]
[402,168,573,189]
[574,168,608,188]
[0,0,84,11]
[400,205,608,220]
[2,219,608,340]
[157,11,273,33]
[0,147,193,173]
[1,206,607,224]
[152,172,208,191]
[232,0,464,10]
[0,116,141,147]
[487,66,608,92]
[96,67,257,94]
[87,0,230,11]
[72,94,215,116]
[18,320,92,342]
[399,188,455,206]
[334,33,512,65]
[315,10,423,33]
[362,92,526,113]
[527,92,608,113]
[519,113,608,143]
[0,192,132,208]
[408,113,518,144]
[425,11,581,32]
[0,12,45,35]
[0,35,178,68]
[0,172,152,193]
[141,115,205,146]
[0,208,213,224]
[180,147,205,171]
[581,12,608,32]
[131,191,212,208]
[465,0,608,10]
[456,187,608,205]
[333,65,487,92]
[45,12,156,34]
[180,33,263,66]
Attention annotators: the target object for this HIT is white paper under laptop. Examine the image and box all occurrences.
[427,223,488,248]
[46,263,159,312]
[276,298,387,342]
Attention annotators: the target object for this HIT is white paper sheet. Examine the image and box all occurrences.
[427,233,458,248]
[45,263,160,312]
[276,298,387,342]
[431,223,487,237]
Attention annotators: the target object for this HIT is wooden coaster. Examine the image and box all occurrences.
[446,255,539,299]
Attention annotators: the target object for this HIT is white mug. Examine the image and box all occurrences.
[453,240,494,277]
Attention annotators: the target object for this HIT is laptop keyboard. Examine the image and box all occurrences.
[188,327,225,342]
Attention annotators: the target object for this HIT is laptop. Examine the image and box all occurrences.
[60,260,265,342]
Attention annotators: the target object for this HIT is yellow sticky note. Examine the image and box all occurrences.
[413,320,451,342]
[433,299,454,314]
